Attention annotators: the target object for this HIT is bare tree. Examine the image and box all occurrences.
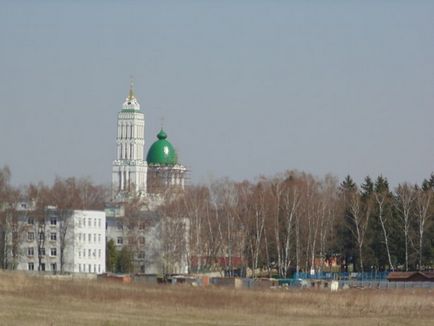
[278,173,301,277]
[415,187,432,270]
[374,191,394,271]
[0,167,23,269]
[346,190,372,272]
[394,183,415,271]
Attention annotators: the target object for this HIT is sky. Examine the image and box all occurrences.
[0,0,433,188]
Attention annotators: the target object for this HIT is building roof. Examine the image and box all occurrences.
[146,129,178,165]
[387,271,434,280]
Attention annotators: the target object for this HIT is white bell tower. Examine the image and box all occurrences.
[112,82,147,199]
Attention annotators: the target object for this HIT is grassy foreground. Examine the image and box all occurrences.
[0,272,433,325]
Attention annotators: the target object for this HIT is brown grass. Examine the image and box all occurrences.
[0,271,433,325]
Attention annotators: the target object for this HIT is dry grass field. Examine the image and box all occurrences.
[0,272,433,326]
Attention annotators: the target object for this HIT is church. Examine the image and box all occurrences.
[111,83,187,199]
[106,83,189,275]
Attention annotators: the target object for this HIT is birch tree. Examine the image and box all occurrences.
[394,183,415,271]
[374,177,394,271]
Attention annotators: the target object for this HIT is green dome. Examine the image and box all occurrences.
[146,129,178,165]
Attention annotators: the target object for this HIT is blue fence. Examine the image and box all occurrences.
[293,271,389,281]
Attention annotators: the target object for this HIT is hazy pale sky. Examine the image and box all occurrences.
[1,0,433,187]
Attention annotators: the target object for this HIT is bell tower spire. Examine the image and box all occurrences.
[128,77,135,101]
[112,80,148,199]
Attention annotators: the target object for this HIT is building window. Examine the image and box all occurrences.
[83,249,86,257]
[50,233,57,241]
[138,251,145,259]
[88,249,91,257]
[94,234,96,242]
[39,232,45,241]
[28,263,34,271]
[78,264,82,272]
[98,219,101,228]
[38,247,45,256]
[88,264,91,273]
[40,263,45,271]
[50,248,57,256]
[27,247,34,256]
[94,218,96,227]
[51,263,57,272]
[98,249,101,258]
[50,217,57,225]
[117,222,123,230]
[78,251,81,258]
[139,237,145,245]
[78,233,81,242]
[88,234,91,242]
[28,232,34,241]
[93,249,96,257]
[88,218,91,227]
[83,218,86,227]
[27,217,34,225]
[98,234,101,243]
[98,264,101,273]
[117,237,123,245]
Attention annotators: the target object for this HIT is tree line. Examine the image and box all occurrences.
[165,171,434,276]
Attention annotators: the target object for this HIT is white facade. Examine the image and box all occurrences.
[67,210,106,274]
[17,209,106,275]
[112,85,148,198]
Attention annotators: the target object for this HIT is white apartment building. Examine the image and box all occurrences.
[17,208,106,274]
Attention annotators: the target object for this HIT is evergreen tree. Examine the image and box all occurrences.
[106,239,117,273]
[117,246,133,273]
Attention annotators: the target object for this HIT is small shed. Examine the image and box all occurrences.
[387,272,434,282]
